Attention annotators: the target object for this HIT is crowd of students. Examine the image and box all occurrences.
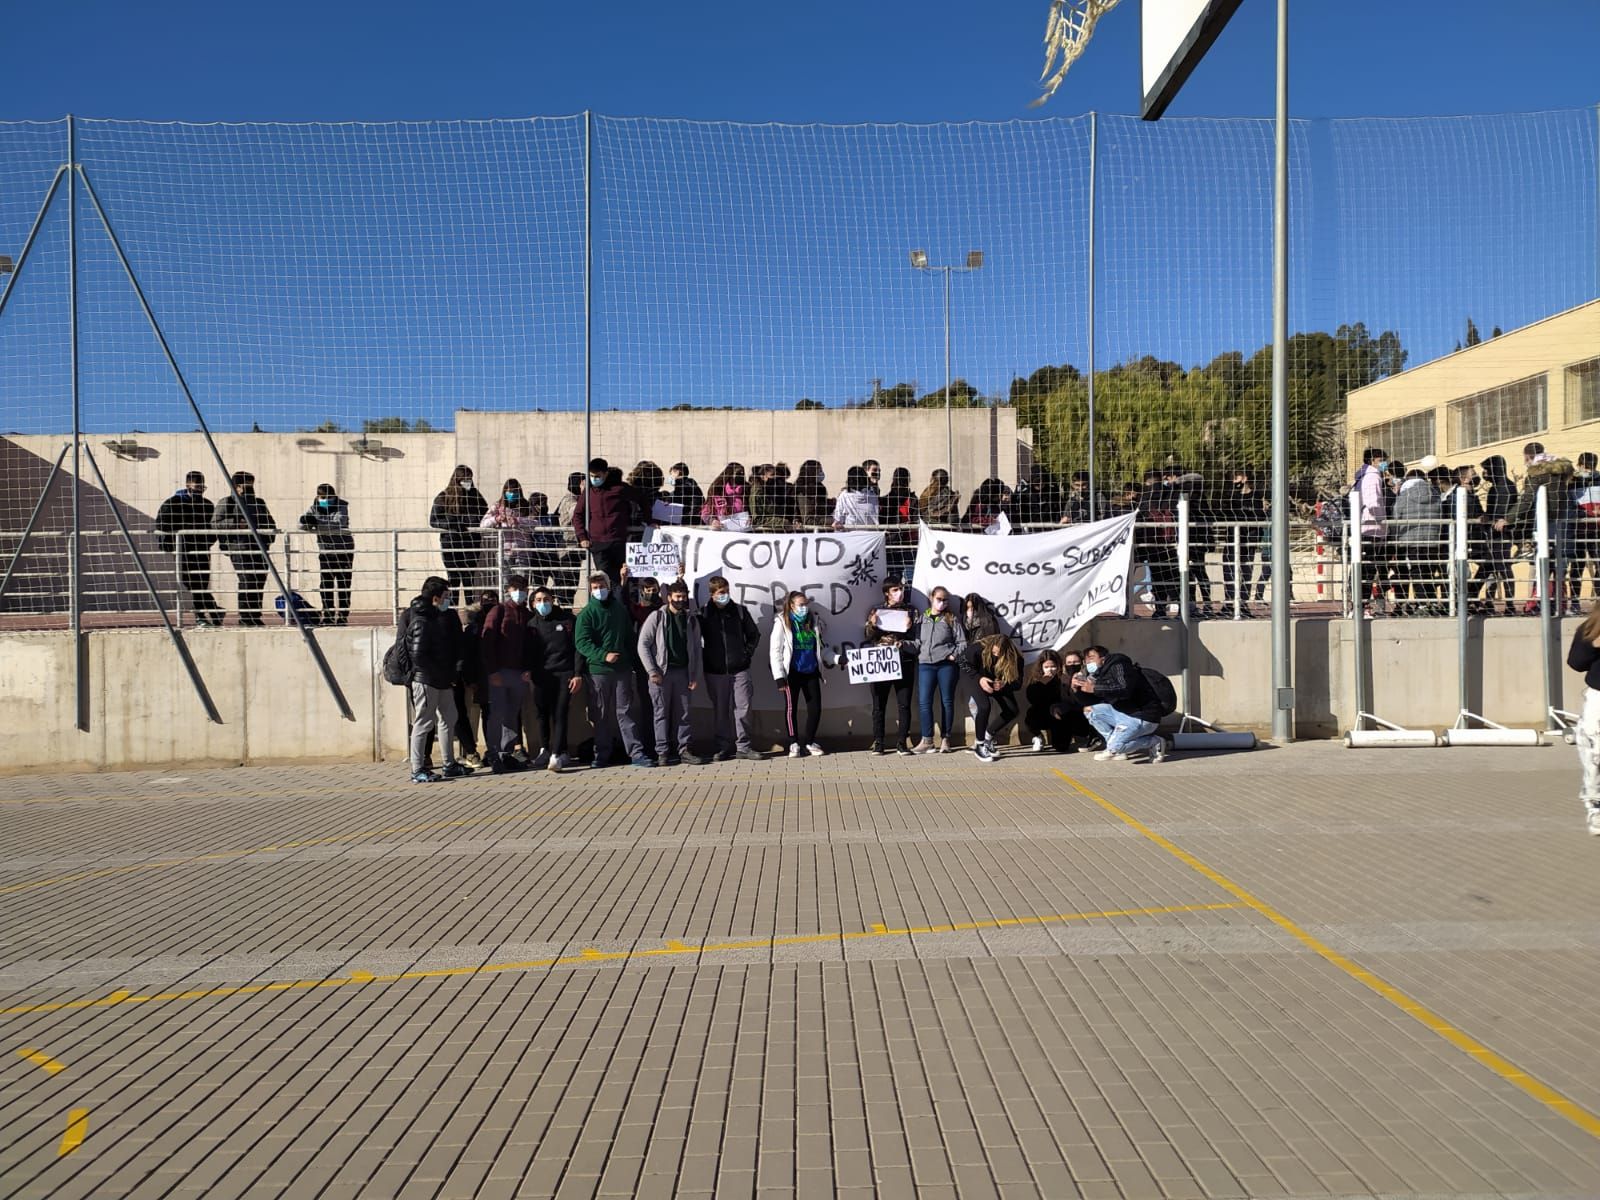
[391,567,1176,784]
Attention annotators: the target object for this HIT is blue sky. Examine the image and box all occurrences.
[0,2,1596,435]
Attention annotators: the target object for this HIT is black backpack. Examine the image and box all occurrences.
[382,617,413,686]
[1140,666,1178,718]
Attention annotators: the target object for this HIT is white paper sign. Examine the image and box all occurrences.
[874,607,911,633]
[625,540,683,578]
[911,513,1136,654]
[845,645,903,685]
[653,527,887,706]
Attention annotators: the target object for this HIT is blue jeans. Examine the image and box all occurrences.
[1085,702,1159,756]
[918,661,959,740]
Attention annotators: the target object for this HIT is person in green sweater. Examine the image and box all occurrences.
[574,571,651,768]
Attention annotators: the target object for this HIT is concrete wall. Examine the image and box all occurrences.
[0,616,1581,773]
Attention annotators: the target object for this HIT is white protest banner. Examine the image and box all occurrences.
[625,540,683,578]
[845,645,903,685]
[911,513,1136,654]
[652,527,887,705]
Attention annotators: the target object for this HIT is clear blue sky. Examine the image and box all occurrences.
[0,2,1596,436]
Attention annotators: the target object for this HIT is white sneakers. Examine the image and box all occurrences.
[786,743,825,758]
[1093,749,1126,762]
[806,743,825,757]
[1148,737,1170,764]
[1588,808,1600,836]
[1030,736,1044,753]
[788,743,802,758]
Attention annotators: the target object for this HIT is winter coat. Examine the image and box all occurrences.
[638,604,703,680]
[554,492,581,545]
[574,594,636,674]
[1062,489,1104,526]
[961,634,1022,689]
[669,476,705,526]
[429,486,488,554]
[920,486,960,525]
[752,479,800,531]
[1353,463,1387,538]
[1505,456,1575,535]
[1389,478,1442,547]
[769,610,838,680]
[1088,652,1163,723]
[479,500,542,555]
[572,480,640,546]
[480,600,529,676]
[1567,625,1600,691]
[700,600,760,675]
[404,597,464,689]
[794,482,831,527]
[832,489,879,527]
[462,605,493,692]
[212,492,277,557]
[299,496,354,552]
[527,605,578,677]
[155,489,216,560]
[701,484,748,526]
[916,609,967,665]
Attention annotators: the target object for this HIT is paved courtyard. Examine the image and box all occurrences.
[1,742,1598,1199]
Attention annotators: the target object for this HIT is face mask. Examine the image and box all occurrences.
[509,590,526,605]
[1064,662,1081,674]
[440,593,454,610]
[1085,661,1100,676]
[931,598,946,612]
[1042,665,1058,677]
[792,605,809,620]
[887,590,903,604]
[534,600,552,616]
[668,596,685,609]
[1376,461,1389,473]
[317,497,332,508]
[641,591,658,604]
[818,473,825,484]
[460,480,475,492]
[592,588,610,603]
[589,475,604,487]
[504,491,520,503]
[712,593,731,606]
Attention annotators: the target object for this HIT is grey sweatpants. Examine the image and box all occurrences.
[704,670,754,754]
[587,672,644,764]
[410,681,459,774]
[649,666,694,760]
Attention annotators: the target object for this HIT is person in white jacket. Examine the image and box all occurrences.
[832,466,879,529]
[770,591,839,757]
[1352,447,1391,615]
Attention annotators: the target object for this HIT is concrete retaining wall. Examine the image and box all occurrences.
[0,616,1580,773]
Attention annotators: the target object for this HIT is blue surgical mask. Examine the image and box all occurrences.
[1085,661,1100,676]
[792,605,809,621]
[441,593,454,610]
[509,589,526,605]
[504,491,520,503]
[712,593,731,606]
[317,497,332,508]
[589,475,604,487]
[534,600,552,616]
[592,587,610,603]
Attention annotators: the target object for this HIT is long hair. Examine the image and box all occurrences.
[844,465,870,493]
[1024,648,1064,689]
[962,592,1001,639]
[783,590,815,630]
[498,478,530,514]
[628,460,665,496]
[441,463,474,514]
[1579,607,1600,646]
[709,462,746,496]
[919,469,951,510]
[977,633,1022,687]
[795,460,824,492]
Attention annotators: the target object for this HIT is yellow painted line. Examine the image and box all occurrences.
[58,1108,90,1156]
[0,791,786,900]
[16,1047,66,1075]
[1053,768,1600,1142]
[0,902,1240,1019]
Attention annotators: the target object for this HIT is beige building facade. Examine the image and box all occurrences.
[1346,298,1600,471]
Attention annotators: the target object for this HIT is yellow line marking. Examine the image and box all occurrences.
[1053,768,1600,1142]
[58,1108,89,1156]
[0,792,786,900]
[16,1047,66,1075]
[0,902,1240,1019]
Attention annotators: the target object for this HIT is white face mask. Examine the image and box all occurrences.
[1085,660,1100,676]
[460,480,474,492]
[887,590,903,604]
[712,593,731,606]
[1042,665,1058,677]
[592,587,610,603]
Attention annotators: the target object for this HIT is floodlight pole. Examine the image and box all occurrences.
[1269,0,1293,742]
[1086,111,1098,522]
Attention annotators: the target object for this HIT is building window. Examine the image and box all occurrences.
[1356,409,1434,465]
[1566,356,1600,427]
[1448,373,1547,452]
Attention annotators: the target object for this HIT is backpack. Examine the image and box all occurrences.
[381,632,413,686]
[274,590,317,625]
[1140,666,1178,718]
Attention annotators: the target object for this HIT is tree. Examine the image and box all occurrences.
[311,420,344,433]
[917,379,979,409]
[362,417,435,433]
[794,398,825,410]
[1491,325,1503,338]
[1465,317,1481,347]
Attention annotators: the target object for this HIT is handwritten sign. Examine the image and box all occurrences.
[874,607,911,634]
[845,644,903,685]
[911,513,1136,654]
[625,540,683,578]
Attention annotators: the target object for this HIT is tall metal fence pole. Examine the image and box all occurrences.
[1269,0,1293,741]
[1456,485,1470,720]
[1349,492,1366,729]
[1538,485,1557,729]
[1086,111,1097,523]
[583,110,593,590]
[67,114,86,731]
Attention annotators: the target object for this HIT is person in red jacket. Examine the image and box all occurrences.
[481,574,532,773]
[572,458,644,585]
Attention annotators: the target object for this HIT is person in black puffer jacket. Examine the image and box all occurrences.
[1566,609,1600,836]
[699,574,762,760]
[402,576,469,783]
[527,584,582,770]
[1076,645,1169,763]
[864,578,919,755]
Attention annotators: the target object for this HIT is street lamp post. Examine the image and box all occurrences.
[910,249,983,483]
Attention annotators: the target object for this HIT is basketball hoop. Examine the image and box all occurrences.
[1031,0,1124,107]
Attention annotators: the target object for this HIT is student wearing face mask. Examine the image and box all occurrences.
[480,478,539,579]
[212,470,277,628]
[298,483,354,626]
[864,578,918,755]
[621,567,664,762]
[576,571,651,768]
[402,576,471,783]
[961,618,1023,764]
[699,575,762,760]
[574,457,644,586]
[637,580,707,765]
[912,585,966,754]
[701,462,750,531]
[771,591,839,757]
[430,465,489,599]
[481,574,533,773]
[1021,650,1076,753]
[156,471,222,627]
[527,585,581,771]
[1076,645,1170,763]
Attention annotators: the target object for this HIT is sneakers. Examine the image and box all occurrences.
[871,742,886,756]
[1092,749,1126,762]
[911,738,934,754]
[530,749,551,771]
[411,769,441,784]
[630,756,656,769]
[549,753,568,772]
[682,751,709,765]
[1030,736,1044,753]
[736,748,765,761]
[788,743,803,758]
[1148,737,1170,765]
[1588,808,1600,836]
[936,738,951,754]
[461,751,484,769]
[973,739,997,764]
[441,762,473,778]
[895,742,914,756]
[805,743,825,757]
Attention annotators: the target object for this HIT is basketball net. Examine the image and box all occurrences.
[1032,0,1124,107]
